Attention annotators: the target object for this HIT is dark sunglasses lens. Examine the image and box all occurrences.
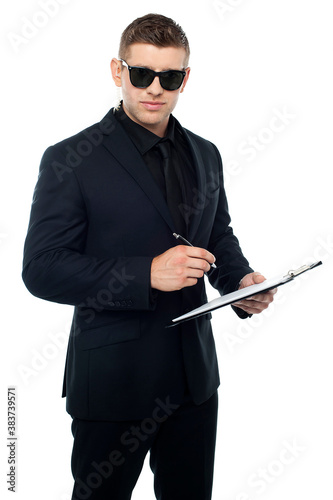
[130,68,154,88]
[129,66,185,90]
[160,71,185,90]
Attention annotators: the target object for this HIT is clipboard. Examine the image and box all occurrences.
[169,261,322,327]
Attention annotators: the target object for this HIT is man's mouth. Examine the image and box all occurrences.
[140,101,165,111]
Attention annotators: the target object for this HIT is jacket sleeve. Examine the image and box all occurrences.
[22,146,155,311]
[207,143,254,319]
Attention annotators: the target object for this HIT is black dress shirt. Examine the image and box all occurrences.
[114,103,197,237]
[114,103,198,402]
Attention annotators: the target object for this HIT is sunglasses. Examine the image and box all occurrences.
[120,59,186,91]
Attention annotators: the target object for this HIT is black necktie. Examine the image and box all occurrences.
[155,140,185,234]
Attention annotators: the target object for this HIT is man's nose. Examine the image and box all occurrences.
[147,76,164,95]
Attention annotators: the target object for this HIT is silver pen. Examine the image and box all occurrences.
[173,233,217,269]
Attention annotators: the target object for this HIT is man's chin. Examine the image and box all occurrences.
[135,110,169,129]
[122,103,170,134]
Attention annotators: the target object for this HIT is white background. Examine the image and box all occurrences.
[1,0,332,499]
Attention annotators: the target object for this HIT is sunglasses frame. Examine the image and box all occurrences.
[120,59,187,91]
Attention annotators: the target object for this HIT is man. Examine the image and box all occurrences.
[22,13,276,500]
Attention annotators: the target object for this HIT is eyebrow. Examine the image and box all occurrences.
[131,64,183,72]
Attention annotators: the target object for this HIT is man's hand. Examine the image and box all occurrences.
[233,272,277,315]
[151,245,216,292]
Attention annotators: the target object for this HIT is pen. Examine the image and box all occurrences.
[173,233,217,269]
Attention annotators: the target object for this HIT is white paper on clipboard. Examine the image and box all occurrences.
[169,261,322,326]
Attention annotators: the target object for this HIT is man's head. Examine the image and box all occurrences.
[118,13,190,67]
[111,14,191,137]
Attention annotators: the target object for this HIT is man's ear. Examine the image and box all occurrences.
[111,58,122,88]
[180,67,191,93]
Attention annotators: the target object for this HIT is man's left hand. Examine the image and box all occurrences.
[233,272,277,315]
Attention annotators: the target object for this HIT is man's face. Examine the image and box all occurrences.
[111,43,190,137]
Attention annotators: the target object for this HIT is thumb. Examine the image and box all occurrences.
[252,272,266,284]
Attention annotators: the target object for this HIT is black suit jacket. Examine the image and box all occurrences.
[22,108,253,420]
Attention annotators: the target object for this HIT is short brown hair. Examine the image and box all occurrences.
[119,13,190,67]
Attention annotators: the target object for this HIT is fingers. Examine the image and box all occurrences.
[236,271,278,314]
[252,272,267,284]
[173,245,216,273]
[182,246,216,268]
[150,245,216,292]
[234,288,277,314]
[174,265,206,280]
[239,272,265,289]
[246,288,278,303]
[234,299,267,314]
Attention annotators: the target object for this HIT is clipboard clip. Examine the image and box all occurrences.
[284,261,322,278]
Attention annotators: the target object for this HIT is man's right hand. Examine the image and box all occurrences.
[150,245,216,292]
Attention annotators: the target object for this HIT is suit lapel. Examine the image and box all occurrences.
[180,127,207,242]
[99,109,208,242]
[100,110,175,233]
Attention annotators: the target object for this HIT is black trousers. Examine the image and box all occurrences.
[71,391,218,500]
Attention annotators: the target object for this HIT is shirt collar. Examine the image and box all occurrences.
[114,102,176,155]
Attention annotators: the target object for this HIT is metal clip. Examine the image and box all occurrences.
[285,261,322,278]
[286,265,310,277]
